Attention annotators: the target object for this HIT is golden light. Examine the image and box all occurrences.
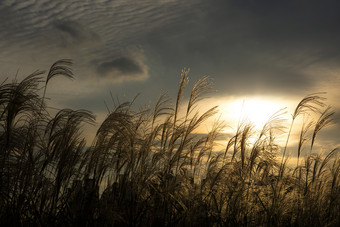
[221,97,286,130]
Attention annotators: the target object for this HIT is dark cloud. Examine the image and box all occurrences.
[96,56,148,82]
[53,20,100,48]
[98,57,142,75]
[140,0,340,96]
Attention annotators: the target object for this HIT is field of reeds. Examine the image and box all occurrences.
[0,60,339,226]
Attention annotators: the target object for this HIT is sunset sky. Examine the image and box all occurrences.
[1,0,340,149]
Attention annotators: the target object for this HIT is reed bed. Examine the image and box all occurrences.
[0,60,339,226]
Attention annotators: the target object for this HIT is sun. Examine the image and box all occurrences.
[225,98,285,130]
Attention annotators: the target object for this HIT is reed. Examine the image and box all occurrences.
[0,60,338,226]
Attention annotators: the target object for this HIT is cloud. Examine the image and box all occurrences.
[137,0,340,98]
[98,57,142,75]
[96,52,149,82]
[52,20,101,48]
[0,0,199,82]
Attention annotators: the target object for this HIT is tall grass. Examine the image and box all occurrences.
[0,60,339,226]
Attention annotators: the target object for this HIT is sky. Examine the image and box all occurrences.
[1,0,340,150]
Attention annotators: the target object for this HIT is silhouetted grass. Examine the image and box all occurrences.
[0,61,339,226]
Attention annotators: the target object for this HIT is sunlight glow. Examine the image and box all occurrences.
[224,98,285,130]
